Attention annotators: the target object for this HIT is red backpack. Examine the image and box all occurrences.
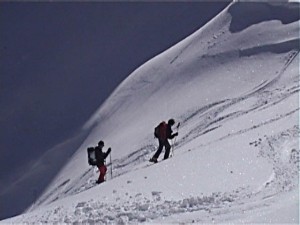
[154,121,167,139]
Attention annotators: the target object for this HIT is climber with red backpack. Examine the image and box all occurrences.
[95,140,111,184]
[150,118,179,163]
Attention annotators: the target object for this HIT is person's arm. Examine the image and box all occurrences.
[170,132,178,139]
[167,126,178,139]
[104,148,111,158]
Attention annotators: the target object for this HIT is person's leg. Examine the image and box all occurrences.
[163,140,171,160]
[152,139,164,160]
[96,165,101,183]
[98,165,107,183]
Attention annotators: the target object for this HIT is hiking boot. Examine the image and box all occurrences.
[149,157,158,163]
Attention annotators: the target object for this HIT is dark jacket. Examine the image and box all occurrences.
[165,124,177,140]
[95,146,111,166]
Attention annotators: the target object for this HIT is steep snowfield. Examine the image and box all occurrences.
[2,1,299,224]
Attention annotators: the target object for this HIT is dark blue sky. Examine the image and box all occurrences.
[0,2,230,187]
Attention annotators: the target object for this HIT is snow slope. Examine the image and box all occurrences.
[2,1,299,224]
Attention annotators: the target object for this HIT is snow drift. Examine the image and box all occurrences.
[2,1,299,224]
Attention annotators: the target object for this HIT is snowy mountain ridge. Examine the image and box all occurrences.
[2,1,299,224]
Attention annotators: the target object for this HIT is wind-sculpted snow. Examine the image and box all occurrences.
[34,189,250,224]
[254,125,299,193]
[229,2,300,32]
[239,39,299,57]
[5,183,272,224]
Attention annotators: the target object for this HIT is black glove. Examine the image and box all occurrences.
[174,132,179,137]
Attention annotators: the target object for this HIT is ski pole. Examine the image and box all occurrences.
[171,122,181,157]
[110,151,113,179]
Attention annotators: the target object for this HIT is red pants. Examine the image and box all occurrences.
[97,165,107,183]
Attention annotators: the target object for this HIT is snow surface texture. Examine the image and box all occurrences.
[2,1,299,224]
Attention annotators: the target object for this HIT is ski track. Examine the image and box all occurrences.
[177,50,299,149]
[28,50,299,223]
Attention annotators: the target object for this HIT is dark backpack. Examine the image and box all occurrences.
[154,121,167,139]
[87,147,97,166]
